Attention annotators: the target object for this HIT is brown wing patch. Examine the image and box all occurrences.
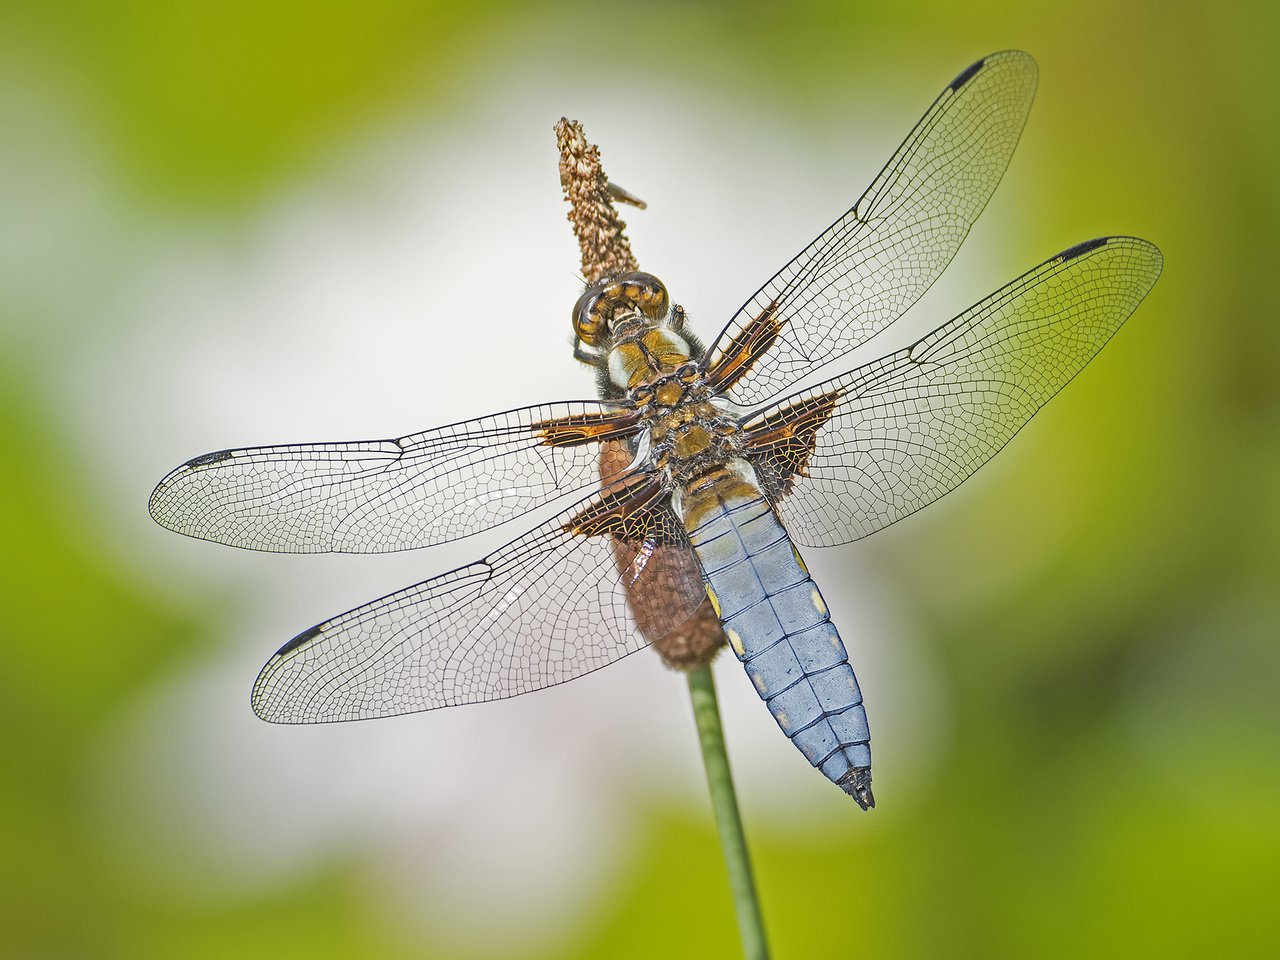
[563,471,669,540]
[533,408,642,447]
[704,301,782,393]
[743,389,844,498]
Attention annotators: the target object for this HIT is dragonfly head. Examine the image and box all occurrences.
[573,271,708,397]
[573,271,673,347]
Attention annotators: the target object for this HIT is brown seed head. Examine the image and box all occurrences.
[555,118,639,283]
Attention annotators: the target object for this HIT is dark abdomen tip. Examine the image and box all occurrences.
[839,767,875,810]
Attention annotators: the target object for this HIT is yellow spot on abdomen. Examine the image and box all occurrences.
[705,586,721,618]
[726,628,744,657]
[775,711,790,732]
[752,672,767,694]
[792,545,809,575]
[811,589,827,616]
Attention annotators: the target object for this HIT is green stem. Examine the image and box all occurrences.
[686,665,770,960]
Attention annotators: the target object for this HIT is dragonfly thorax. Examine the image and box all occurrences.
[606,325,694,392]
[646,396,745,487]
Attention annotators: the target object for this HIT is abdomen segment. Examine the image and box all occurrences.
[679,468,874,808]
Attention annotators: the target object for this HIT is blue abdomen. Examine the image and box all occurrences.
[678,465,873,807]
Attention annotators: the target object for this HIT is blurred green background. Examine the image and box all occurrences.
[3,1,1278,957]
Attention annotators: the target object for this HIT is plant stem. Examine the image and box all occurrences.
[686,665,770,960]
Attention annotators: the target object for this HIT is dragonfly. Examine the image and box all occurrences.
[149,51,1161,810]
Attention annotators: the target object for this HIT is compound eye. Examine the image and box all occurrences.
[617,272,670,320]
[573,288,606,344]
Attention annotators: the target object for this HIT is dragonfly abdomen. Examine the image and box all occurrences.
[677,462,874,809]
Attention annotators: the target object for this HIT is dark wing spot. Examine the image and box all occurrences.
[186,449,234,468]
[949,57,986,92]
[1058,237,1110,262]
[276,624,323,656]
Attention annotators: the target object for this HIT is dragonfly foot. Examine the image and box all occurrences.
[838,767,875,810]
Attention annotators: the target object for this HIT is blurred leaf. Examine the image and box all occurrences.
[6,0,511,206]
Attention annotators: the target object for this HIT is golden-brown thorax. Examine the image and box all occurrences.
[571,270,749,490]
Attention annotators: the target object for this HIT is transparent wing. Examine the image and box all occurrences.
[707,50,1038,407]
[149,401,632,554]
[251,482,707,722]
[745,237,1163,547]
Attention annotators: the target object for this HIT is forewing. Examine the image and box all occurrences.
[251,484,706,722]
[149,401,635,553]
[745,237,1163,547]
[706,50,1038,407]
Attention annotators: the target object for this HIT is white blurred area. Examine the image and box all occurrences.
[3,40,1049,951]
